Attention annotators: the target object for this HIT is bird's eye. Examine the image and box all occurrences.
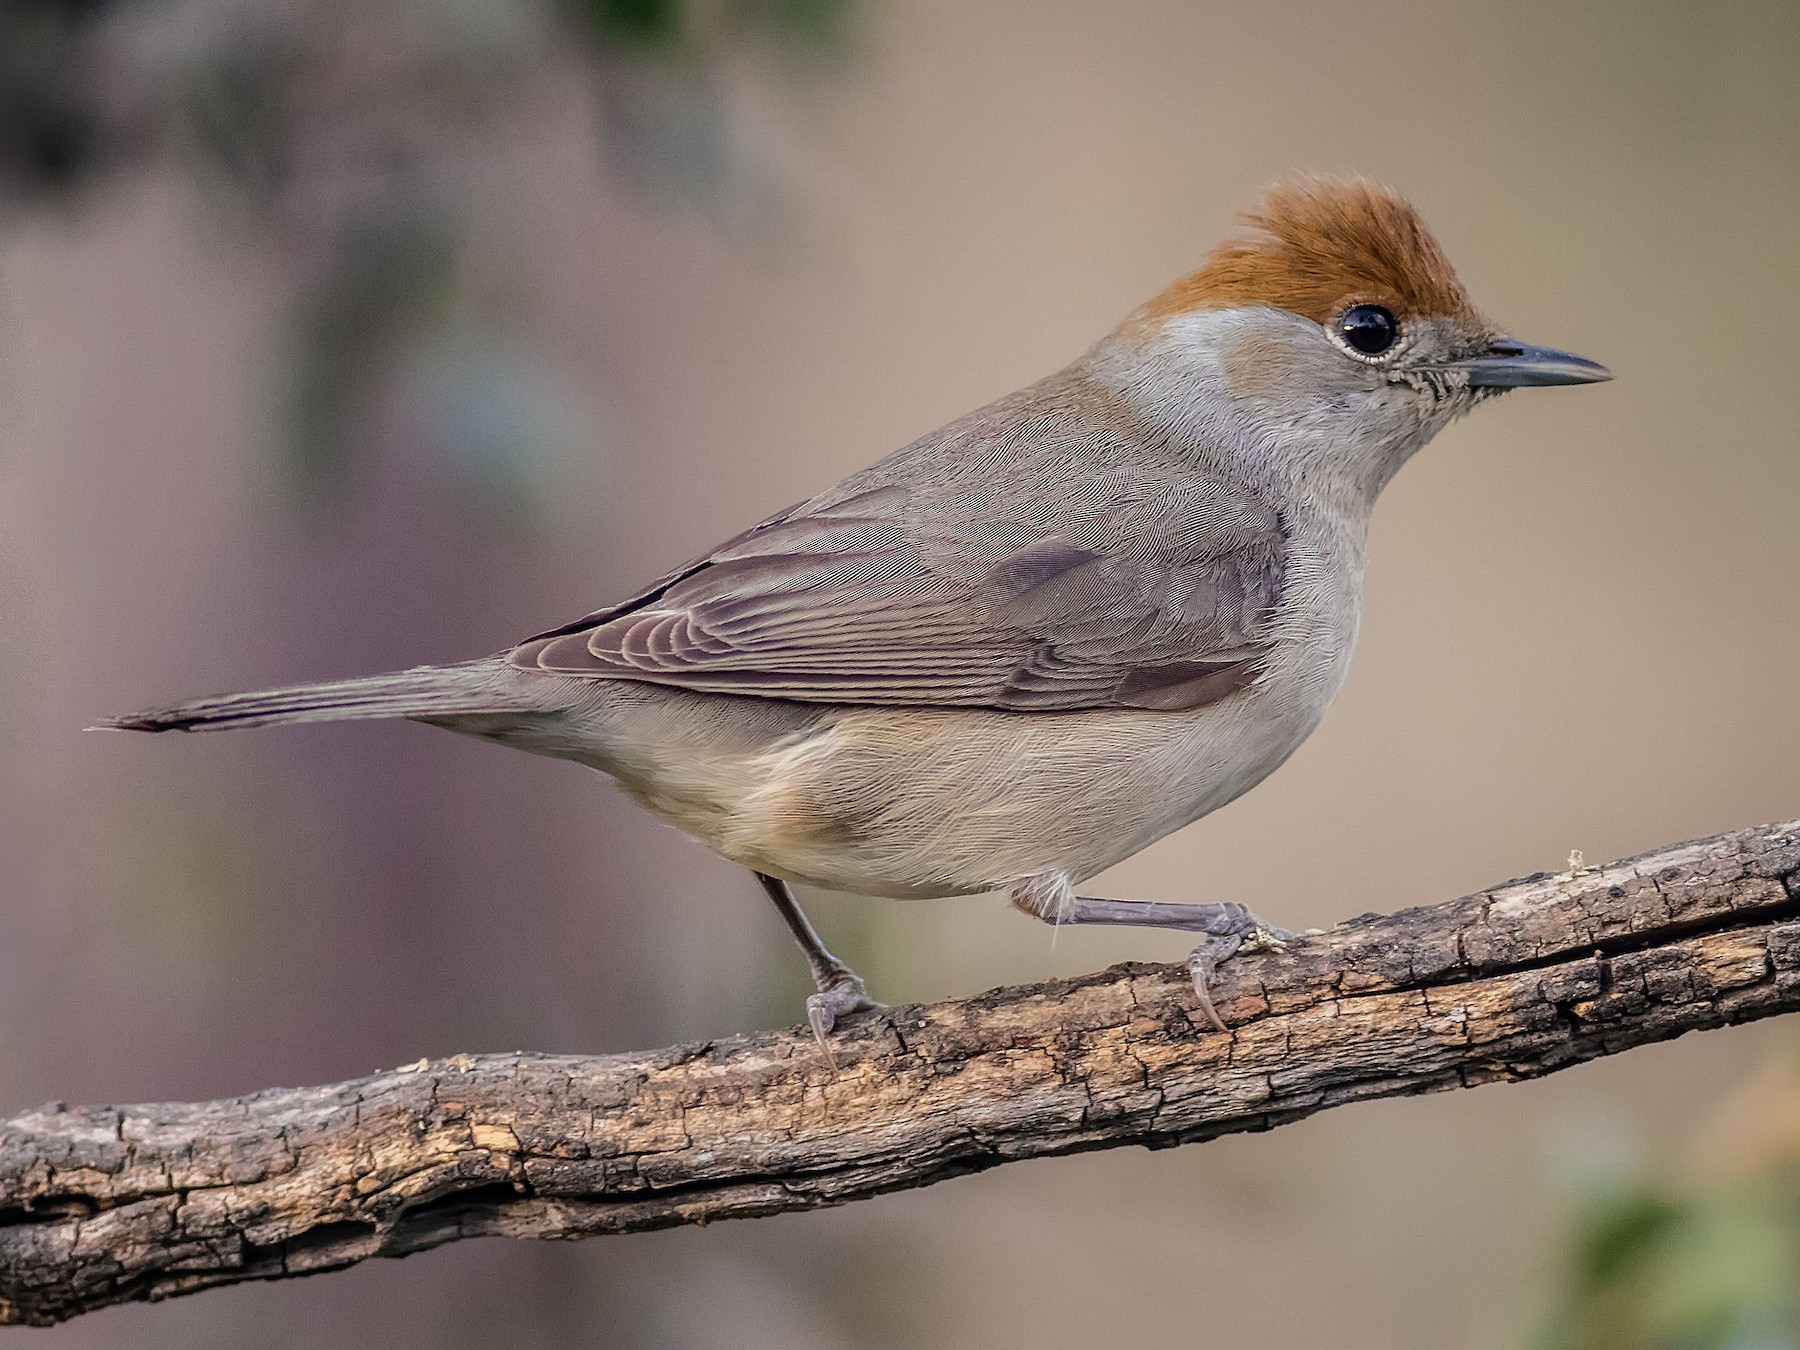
[1339,304,1399,356]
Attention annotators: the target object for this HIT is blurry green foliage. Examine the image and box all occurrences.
[175,26,299,209]
[283,206,461,503]
[0,0,113,196]
[577,0,687,47]
[0,0,857,515]
[566,0,855,53]
[1532,1055,1800,1350]
[1537,1177,1800,1350]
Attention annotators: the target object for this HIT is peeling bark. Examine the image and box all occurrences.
[3,820,1798,1325]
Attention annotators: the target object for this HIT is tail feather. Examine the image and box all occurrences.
[98,660,532,733]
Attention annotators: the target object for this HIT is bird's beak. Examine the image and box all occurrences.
[1448,337,1613,388]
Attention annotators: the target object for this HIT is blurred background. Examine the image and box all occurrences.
[2,0,1798,1346]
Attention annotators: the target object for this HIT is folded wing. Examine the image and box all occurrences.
[511,382,1288,713]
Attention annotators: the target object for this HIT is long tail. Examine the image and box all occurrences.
[97,659,538,733]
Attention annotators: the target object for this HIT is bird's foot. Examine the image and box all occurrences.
[1187,915,1292,1034]
[805,970,883,1065]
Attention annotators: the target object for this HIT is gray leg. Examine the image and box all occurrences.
[755,872,880,1052]
[1011,880,1290,1033]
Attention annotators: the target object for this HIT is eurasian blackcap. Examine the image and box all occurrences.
[106,179,1612,1044]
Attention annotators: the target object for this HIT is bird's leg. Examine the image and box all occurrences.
[1010,878,1291,1034]
[755,872,881,1052]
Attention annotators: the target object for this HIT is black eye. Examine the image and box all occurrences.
[1340,304,1398,356]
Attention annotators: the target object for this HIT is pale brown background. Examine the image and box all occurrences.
[3,1,1798,1346]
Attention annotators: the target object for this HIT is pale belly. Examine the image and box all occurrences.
[498,672,1336,901]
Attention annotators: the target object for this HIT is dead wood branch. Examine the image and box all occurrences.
[3,820,1798,1324]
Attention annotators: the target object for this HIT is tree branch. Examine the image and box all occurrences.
[4,821,1798,1325]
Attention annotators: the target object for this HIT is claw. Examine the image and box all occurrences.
[1187,933,1243,1034]
[1189,966,1227,1034]
[806,995,841,1068]
[803,974,881,1067]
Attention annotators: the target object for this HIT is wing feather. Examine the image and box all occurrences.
[509,370,1289,712]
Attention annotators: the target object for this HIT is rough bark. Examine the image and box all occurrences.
[3,820,1798,1325]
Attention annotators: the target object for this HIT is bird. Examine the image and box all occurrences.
[104,178,1611,1047]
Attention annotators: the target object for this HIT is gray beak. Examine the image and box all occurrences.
[1451,338,1613,388]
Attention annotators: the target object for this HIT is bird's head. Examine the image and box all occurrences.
[1105,179,1610,499]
